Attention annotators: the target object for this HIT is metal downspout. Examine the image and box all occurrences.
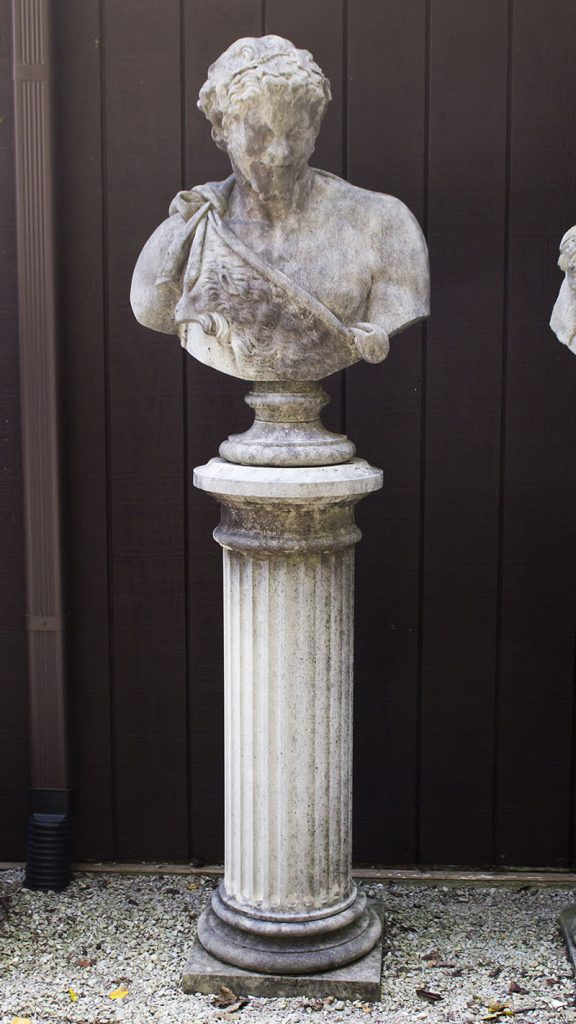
[12,0,71,890]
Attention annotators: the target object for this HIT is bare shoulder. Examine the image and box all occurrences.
[311,172,429,331]
[313,169,414,221]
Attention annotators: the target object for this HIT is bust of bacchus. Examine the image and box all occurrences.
[131,35,430,382]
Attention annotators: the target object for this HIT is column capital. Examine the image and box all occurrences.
[193,458,383,555]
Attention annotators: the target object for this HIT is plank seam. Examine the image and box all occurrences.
[492,0,514,869]
[180,0,193,864]
[416,0,432,866]
[98,0,117,859]
[341,0,349,439]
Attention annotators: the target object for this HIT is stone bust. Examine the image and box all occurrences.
[131,35,430,383]
[551,226,576,354]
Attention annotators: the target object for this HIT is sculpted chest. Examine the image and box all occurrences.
[222,210,373,325]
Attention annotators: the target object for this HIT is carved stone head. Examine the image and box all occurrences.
[198,36,331,200]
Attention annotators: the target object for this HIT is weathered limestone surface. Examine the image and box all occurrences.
[131,36,429,390]
[219,382,355,468]
[551,226,576,352]
[130,32,429,986]
[193,459,382,973]
[182,905,385,1000]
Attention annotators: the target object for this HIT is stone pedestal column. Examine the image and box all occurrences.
[193,457,383,975]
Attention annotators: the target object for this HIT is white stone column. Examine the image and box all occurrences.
[193,457,383,975]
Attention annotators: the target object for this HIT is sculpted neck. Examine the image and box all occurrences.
[228,165,314,224]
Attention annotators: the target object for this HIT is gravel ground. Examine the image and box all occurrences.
[1,869,575,1024]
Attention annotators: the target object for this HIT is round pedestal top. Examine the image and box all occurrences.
[193,457,383,502]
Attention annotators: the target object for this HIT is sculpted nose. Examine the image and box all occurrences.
[266,137,292,165]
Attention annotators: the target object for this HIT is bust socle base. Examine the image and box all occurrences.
[183,455,384,996]
[219,381,356,467]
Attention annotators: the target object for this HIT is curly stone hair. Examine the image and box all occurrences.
[559,226,576,273]
[198,35,331,152]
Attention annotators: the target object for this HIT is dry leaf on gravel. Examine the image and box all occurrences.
[108,986,129,1000]
[416,987,443,1003]
[482,1001,510,1020]
[212,986,249,1011]
[431,959,455,967]
[11,1018,32,1024]
[508,981,529,994]
[69,987,79,1001]
[482,1004,537,1021]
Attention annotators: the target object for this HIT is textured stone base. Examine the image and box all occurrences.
[182,904,384,1000]
[198,885,381,975]
[560,905,576,973]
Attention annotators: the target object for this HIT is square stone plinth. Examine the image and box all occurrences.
[182,904,384,1001]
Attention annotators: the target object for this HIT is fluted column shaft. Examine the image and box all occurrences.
[224,541,354,914]
[193,457,382,974]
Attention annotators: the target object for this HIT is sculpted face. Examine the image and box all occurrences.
[222,88,320,201]
[558,229,576,289]
[565,251,576,293]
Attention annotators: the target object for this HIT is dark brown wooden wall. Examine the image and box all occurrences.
[2,0,576,867]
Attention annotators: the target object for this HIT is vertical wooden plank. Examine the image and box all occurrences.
[105,0,188,860]
[497,0,576,867]
[0,0,28,859]
[53,1,114,859]
[347,0,426,864]
[184,0,262,861]
[418,0,508,865]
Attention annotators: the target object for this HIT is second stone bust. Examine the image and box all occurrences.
[131,34,430,383]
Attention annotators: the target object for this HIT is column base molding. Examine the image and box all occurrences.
[197,883,381,975]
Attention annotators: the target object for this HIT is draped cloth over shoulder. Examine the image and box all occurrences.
[130,169,429,381]
[155,178,231,300]
[154,173,359,380]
